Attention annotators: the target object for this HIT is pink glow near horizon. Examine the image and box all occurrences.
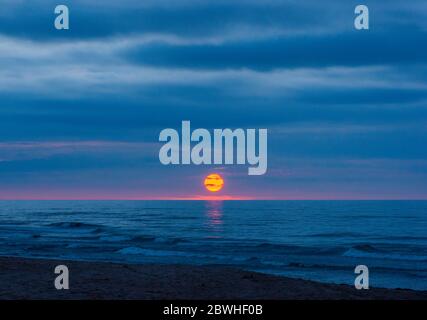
[1,190,426,200]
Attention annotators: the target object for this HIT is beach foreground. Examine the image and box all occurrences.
[0,256,426,300]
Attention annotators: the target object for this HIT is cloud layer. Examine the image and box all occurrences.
[0,0,427,199]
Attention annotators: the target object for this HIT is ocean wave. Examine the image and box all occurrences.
[372,235,427,241]
[117,246,146,255]
[305,231,365,238]
[256,243,309,252]
[47,222,101,229]
[131,235,156,242]
[99,235,132,242]
[343,245,427,261]
[66,243,84,248]
[117,246,206,258]
[255,242,342,255]
[154,237,188,245]
[90,227,105,234]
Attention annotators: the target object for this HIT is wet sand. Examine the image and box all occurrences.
[0,256,426,300]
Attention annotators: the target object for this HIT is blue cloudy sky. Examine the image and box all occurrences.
[0,0,426,199]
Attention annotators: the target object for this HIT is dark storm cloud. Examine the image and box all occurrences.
[1,0,425,41]
[126,29,427,70]
[0,0,349,40]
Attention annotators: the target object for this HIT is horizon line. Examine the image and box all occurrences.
[1,198,427,201]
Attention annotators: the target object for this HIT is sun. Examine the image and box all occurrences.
[204,174,224,192]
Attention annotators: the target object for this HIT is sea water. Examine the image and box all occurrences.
[0,200,426,290]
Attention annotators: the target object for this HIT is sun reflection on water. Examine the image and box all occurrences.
[204,200,224,237]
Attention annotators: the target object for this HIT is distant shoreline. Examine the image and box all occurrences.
[0,256,426,300]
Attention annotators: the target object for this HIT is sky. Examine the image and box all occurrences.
[0,0,427,200]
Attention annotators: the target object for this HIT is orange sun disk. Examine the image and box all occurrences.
[204,174,224,192]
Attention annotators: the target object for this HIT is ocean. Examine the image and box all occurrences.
[0,200,426,290]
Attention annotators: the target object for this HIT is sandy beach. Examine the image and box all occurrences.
[0,256,426,300]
